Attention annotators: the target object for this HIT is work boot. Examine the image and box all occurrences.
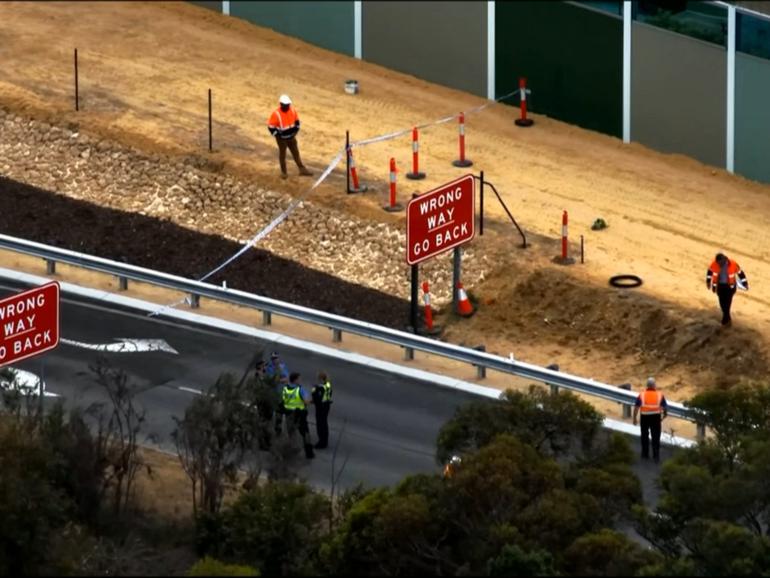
[281,172,288,180]
[299,166,313,177]
[304,444,315,459]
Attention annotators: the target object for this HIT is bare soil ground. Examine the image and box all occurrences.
[1,1,769,398]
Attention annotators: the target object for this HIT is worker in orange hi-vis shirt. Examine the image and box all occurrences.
[267,94,313,179]
[706,252,749,327]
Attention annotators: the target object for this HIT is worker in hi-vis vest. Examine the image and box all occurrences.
[311,371,333,449]
[267,94,313,179]
[706,252,749,327]
[280,372,314,459]
[632,377,668,463]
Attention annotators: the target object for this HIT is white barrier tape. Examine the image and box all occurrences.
[349,89,518,150]
[199,149,345,282]
[148,148,345,317]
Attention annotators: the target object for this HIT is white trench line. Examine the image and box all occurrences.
[61,338,179,354]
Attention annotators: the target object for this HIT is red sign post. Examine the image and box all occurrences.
[0,282,60,367]
[406,174,476,265]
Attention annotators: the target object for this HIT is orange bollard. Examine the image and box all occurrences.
[347,147,367,193]
[515,77,534,127]
[422,281,433,331]
[384,157,404,212]
[406,127,426,180]
[561,210,568,260]
[452,112,473,168]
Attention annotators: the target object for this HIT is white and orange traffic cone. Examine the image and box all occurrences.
[456,282,475,317]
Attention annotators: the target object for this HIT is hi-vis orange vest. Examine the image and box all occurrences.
[708,258,741,289]
[267,106,299,139]
[639,389,663,415]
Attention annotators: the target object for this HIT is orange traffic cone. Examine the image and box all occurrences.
[456,282,474,317]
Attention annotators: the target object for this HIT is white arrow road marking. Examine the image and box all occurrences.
[61,338,179,354]
[0,368,59,397]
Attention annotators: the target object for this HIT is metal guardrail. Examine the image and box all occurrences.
[0,234,697,428]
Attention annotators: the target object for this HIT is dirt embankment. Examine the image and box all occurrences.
[443,265,768,394]
[0,109,485,308]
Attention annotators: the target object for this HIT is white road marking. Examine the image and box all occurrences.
[177,386,203,395]
[61,338,178,354]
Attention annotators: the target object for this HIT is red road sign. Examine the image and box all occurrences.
[0,282,60,367]
[406,174,475,265]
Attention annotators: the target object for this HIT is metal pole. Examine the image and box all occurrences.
[74,48,79,111]
[479,170,485,236]
[208,89,213,152]
[410,264,419,331]
[580,235,584,264]
[453,246,461,312]
[346,130,351,194]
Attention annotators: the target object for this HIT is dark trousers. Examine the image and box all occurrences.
[275,136,305,174]
[716,284,736,324]
[640,413,662,459]
[283,409,311,443]
[314,402,331,448]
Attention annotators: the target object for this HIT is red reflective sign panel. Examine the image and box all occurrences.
[406,174,475,265]
[0,282,60,367]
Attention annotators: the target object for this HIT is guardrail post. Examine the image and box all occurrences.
[118,276,128,291]
[262,311,272,326]
[189,294,200,309]
[619,383,632,418]
[403,346,414,361]
[546,364,559,395]
[696,423,706,441]
[474,345,486,379]
[332,328,342,343]
[46,259,56,275]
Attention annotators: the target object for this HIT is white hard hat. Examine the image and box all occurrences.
[279,94,292,105]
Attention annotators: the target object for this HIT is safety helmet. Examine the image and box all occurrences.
[279,94,292,105]
[450,455,462,465]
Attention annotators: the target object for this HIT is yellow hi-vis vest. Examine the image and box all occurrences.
[321,380,332,403]
[282,385,304,411]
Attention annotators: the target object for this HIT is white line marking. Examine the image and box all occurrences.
[428,219,455,233]
[178,386,203,395]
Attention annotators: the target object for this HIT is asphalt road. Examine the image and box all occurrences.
[1,282,485,491]
[0,281,674,505]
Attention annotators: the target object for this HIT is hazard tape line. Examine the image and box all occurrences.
[349,89,519,149]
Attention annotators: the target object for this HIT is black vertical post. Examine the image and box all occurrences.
[479,170,485,236]
[346,130,351,194]
[453,246,461,312]
[410,264,419,332]
[580,235,584,264]
[74,48,79,112]
[208,89,213,152]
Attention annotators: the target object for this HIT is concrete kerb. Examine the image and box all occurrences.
[0,266,696,449]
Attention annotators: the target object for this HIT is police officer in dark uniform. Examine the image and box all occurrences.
[311,371,333,449]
